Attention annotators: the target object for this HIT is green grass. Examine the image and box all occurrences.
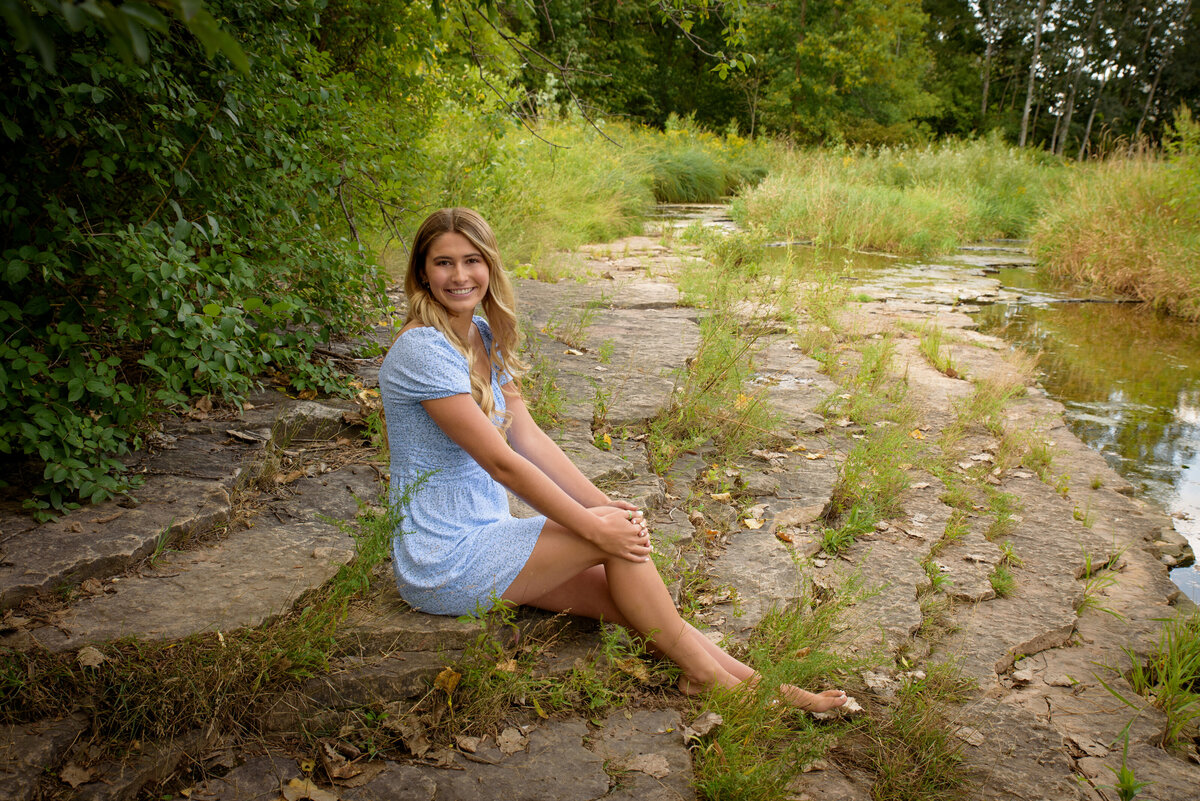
[0,498,408,742]
[919,324,959,378]
[646,312,778,473]
[1033,108,1200,320]
[1125,611,1200,746]
[692,581,863,800]
[988,564,1015,598]
[733,135,1063,258]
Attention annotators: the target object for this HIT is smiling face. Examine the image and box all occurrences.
[422,231,491,324]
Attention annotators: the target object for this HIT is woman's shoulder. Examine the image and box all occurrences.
[385,325,461,364]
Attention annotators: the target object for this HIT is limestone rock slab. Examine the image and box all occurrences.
[0,714,87,801]
[30,466,376,650]
[429,719,609,801]
[261,651,450,732]
[709,528,806,638]
[587,708,693,801]
[959,698,1086,801]
[0,473,232,612]
[187,755,302,801]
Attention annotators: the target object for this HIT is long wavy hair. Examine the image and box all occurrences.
[403,207,526,430]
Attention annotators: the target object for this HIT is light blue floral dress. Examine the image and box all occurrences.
[379,316,545,615]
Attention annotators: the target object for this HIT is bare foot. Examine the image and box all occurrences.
[776,685,847,713]
[678,675,848,714]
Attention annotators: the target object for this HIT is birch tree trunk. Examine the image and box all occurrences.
[1020,0,1048,148]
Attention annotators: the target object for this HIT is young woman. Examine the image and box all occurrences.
[380,207,845,710]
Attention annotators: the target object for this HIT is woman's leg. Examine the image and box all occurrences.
[503,522,742,692]
[510,536,847,712]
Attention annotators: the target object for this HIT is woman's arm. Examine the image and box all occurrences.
[420,392,648,561]
[500,383,620,509]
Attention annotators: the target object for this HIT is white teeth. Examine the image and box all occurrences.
[447,288,474,295]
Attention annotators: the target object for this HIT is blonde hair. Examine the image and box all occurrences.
[403,207,526,430]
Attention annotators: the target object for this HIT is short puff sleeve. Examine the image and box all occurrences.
[383,329,470,403]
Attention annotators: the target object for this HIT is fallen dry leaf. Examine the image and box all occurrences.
[804,453,825,460]
[626,753,670,778]
[77,646,106,668]
[454,735,481,753]
[79,578,103,595]
[334,762,386,789]
[742,518,764,530]
[775,529,794,543]
[909,429,925,440]
[710,491,733,502]
[614,657,651,683]
[318,740,363,781]
[786,443,808,452]
[282,777,339,801]
[497,727,528,756]
[495,658,518,673]
[58,763,95,788]
[434,667,461,694]
[682,711,723,742]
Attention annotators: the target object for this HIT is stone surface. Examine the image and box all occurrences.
[0,715,87,801]
[427,719,609,801]
[587,708,694,801]
[188,755,303,801]
[29,465,376,650]
[709,526,808,638]
[260,651,452,732]
[959,698,1086,801]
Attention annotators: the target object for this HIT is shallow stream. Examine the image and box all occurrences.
[650,204,1200,599]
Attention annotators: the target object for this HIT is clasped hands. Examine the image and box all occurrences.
[590,502,652,562]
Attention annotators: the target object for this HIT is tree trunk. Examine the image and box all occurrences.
[1057,0,1106,156]
[981,0,996,117]
[1077,76,1108,160]
[1020,0,1048,147]
[1134,0,1192,140]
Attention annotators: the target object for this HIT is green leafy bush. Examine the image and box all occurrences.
[0,2,403,514]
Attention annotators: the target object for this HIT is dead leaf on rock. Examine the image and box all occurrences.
[79,578,103,595]
[625,753,670,778]
[786,443,808,452]
[454,735,481,753]
[742,518,764,530]
[495,658,518,673]
[58,762,95,788]
[497,727,528,756]
[77,646,106,668]
[682,711,723,743]
[804,453,825,460]
[282,777,339,801]
[382,714,432,758]
[954,726,985,748]
[710,491,733,502]
[775,530,794,544]
[910,482,931,490]
[334,762,386,789]
[318,739,363,780]
[909,429,925,440]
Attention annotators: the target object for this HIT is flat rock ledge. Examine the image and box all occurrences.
[2,234,1199,801]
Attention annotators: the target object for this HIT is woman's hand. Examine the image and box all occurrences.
[588,506,652,563]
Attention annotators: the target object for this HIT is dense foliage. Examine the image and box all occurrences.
[0,1,433,513]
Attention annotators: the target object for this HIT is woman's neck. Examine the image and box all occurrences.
[448,312,476,342]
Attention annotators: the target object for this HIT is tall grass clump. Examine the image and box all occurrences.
[647,312,777,472]
[1125,611,1200,746]
[693,582,861,800]
[643,114,770,203]
[734,135,1063,258]
[1033,107,1200,320]
[380,113,772,280]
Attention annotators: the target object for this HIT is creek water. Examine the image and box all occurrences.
[649,204,1200,599]
[970,266,1200,602]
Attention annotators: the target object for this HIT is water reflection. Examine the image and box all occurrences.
[974,299,1200,600]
